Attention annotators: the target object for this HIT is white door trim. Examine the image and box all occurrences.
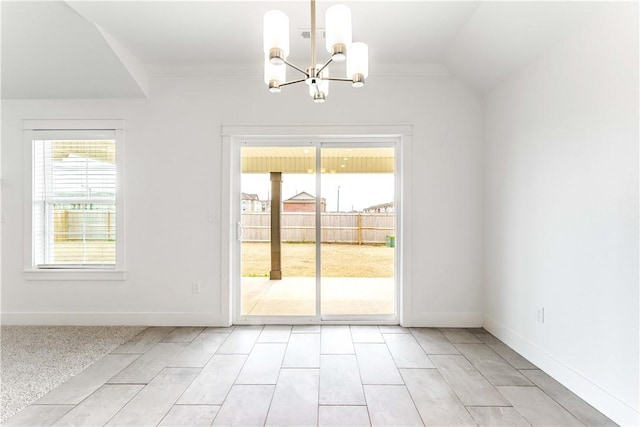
[220,124,413,326]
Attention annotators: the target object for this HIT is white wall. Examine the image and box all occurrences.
[1,71,484,327]
[483,4,639,426]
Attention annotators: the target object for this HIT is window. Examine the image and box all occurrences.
[24,120,125,278]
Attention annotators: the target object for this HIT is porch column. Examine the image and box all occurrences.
[270,172,282,280]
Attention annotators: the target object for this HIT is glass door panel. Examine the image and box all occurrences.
[240,146,317,316]
[320,146,396,316]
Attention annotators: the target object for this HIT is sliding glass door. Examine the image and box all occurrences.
[235,142,397,322]
[320,147,395,318]
[239,146,317,316]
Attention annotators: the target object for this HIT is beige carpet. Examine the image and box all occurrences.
[0,325,146,422]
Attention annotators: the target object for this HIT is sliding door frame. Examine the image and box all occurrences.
[220,125,413,326]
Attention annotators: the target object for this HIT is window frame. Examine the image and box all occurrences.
[23,119,126,281]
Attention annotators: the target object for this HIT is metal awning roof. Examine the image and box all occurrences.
[241,147,394,173]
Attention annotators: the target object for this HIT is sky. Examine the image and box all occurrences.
[242,173,394,212]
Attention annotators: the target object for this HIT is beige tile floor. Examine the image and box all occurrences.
[242,277,395,315]
[3,325,617,427]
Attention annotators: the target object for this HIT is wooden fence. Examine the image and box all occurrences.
[54,209,115,241]
[241,213,394,244]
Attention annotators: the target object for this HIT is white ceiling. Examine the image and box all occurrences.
[1,1,148,98]
[1,1,603,99]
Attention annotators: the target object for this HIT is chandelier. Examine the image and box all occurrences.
[263,0,369,103]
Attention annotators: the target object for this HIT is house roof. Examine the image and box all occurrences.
[364,202,394,211]
[285,192,325,203]
[285,192,314,201]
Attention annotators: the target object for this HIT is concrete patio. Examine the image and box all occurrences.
[241,277,395,316]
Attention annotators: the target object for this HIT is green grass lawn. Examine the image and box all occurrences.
[242,242,394,277]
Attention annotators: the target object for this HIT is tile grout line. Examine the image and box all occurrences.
[44,329,168,426]
[455,335,530,373]
[103,372,153,426]
[102,327,166,426]
[510,371,598,426]
[369,326,426,425]
[261,329,292,427]
[422,331,511,421]
[209,325,264,426]
[315,328,322,427]
[471,332,536,371]
[462,332,556,425]
[362,325,376,427]
[385,326,428,427]
[442,332,515,391]
[350,325,369,412]
[451,341,536,388]
[155,328,215,427]
[417,336,482,425]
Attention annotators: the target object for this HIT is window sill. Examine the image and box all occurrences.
[23,269,127,281]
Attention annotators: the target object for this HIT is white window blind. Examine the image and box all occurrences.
[32,130,117,268]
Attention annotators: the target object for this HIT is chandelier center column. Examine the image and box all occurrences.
[311,0,317,72]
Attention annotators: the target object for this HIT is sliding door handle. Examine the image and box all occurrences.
[236,222,244,241]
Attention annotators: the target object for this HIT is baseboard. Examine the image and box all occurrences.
[0,311,229,326]
[409,311,483,327]
[2,310,483,328]
[484,315,639,427]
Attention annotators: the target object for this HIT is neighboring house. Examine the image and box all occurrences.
[259,200,271,212]
[241,193,260,212]
[283,191,326,213]
[55,154,116,201]
[363,202,394,213]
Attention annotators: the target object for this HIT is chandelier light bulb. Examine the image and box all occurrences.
[264,55,286,93]
[263,10,290,64]
[325,5,352,62]
[347,42,368,87]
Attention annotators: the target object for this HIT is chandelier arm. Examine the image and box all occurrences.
[326,77,354,82]
[316,57,333,76]
[283,59,310,77]
[279,78,307,88]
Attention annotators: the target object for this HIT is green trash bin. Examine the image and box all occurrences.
[386,235,395,248]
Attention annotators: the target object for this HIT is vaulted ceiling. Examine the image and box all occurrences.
[1,1,603,99]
